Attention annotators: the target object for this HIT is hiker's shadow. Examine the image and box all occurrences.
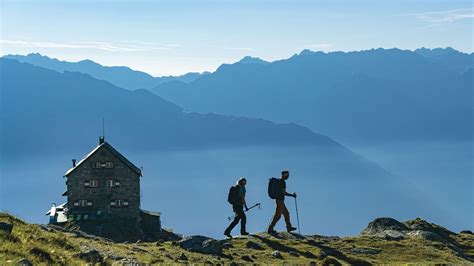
[252,234,316,259]
[305,239,371,265]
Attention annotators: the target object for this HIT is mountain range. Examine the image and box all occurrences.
[1,58,342,157]
[3,53,208,90]
[151,48,473,145]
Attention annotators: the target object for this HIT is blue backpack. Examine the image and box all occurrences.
[227,185,240,205]
[268,177,280,199]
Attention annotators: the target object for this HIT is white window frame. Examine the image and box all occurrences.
[107,179,120,188]
[90,179,99,187]
[110,199,129,207]
[105,162,114,168]
[78,199,91,207]
[117,199,124,206]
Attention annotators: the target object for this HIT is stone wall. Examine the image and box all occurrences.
[66,145,140,219]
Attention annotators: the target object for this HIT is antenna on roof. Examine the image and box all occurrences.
[99,118,105,144]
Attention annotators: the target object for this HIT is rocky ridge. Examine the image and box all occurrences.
[1,213,473,264]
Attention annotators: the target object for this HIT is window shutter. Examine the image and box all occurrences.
[110,201,116,206]
[115,181,120,186]
[84,181,90,187]
[74,202,79,206]
[87,201,92,206]
[123,201,129,206]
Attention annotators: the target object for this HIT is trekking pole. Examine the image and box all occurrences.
[227,203,261,221]
[294,197,301,235]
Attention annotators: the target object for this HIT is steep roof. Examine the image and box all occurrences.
[64,141,142,177]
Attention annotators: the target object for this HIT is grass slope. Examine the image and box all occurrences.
[1,213,473,265]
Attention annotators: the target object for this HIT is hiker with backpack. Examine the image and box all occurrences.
[224,177,250,238]
[267,170,297,234]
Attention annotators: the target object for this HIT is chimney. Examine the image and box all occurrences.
[72,159,76,167]
[99,136,105,144]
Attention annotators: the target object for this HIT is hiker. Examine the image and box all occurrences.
[224,177,250,238]
[267,170,297,234]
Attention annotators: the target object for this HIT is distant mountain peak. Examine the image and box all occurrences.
[299,49,317,56]
[2,53,206,90]
[238,56,269,65]
[415,47,461,57]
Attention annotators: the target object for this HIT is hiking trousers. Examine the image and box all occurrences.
[268,199,292,231]
[225,204,246,234]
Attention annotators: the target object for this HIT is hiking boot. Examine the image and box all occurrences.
[224,231,232,238]
[267,229,277,234]
[287,226,297,233]
[241,232,249,236]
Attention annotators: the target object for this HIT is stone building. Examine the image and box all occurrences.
[64,136,142,220]
[48,137,162,241]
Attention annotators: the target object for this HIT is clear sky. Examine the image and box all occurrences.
[1,0,472,76]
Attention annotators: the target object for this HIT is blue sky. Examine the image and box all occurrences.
[1,0,472,76]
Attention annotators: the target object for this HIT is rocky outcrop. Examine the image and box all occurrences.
[361,217,408,235]
[179,235,224,255]
[362,217,457,243]
[17,258,32,266]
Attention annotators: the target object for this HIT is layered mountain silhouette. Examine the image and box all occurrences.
[2,53,207,90]
[151,48,473,144]
[1,58,342,156]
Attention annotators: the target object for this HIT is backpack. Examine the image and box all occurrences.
[268,177,280,199]
[227,186,240,205]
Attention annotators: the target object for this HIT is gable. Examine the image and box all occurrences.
[64,142,142,177]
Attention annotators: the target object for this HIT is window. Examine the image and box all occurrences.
[93,161,113,168]
[110,199,129,207]
[107,179,120,188]
[74,200,92,207]
[90,180,98,187]
[84,180,98,187]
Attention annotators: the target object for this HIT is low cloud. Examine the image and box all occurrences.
[404,8,473,28]
[0,39,176,52]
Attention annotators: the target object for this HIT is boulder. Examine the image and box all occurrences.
[179,235,223,255]
[361,217,408,235]
[0,222,13,235]
[73,249,104,263]
[271,250,283,259]
[17,258,32,266]
[246,241,264,250]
